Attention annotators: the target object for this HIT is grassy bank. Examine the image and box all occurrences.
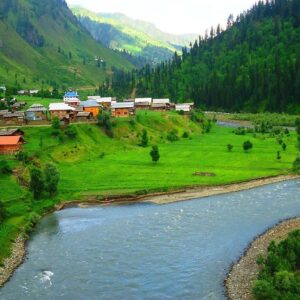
[0,110,298,265]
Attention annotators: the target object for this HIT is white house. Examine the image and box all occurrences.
[175,103,194,112]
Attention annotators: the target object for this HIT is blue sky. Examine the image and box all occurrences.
[66,0,258,35]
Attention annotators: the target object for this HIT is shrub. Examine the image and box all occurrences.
[243,140,253,152]
[140,129,149,147]
[227,144,233,152]
[0,160,12,175]
[277,151,281,160]
[282,143,287,151]
[51,116,60,130]
[234,127,246,135]
[15,151,29,164]
[0,201,6,223]
[99,152,105,159]
[150,145,160,163]
[167,129,179,142]
[293,156,300,173]
[182,131,189,138]
[65,126,77,139]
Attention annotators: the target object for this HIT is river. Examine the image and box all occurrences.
[0,179,299,299]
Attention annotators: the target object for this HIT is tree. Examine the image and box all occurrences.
[140,129,148,147]
[0,201,6,223]
[282,143,287,151]
[277,151,281,160]
[29,167,45,199]
[44,163,60,197]
[150,146,160,163]
[52,116,60,133]
[98,111,113,137]
[295,118,300,135]
[65,126,77,139]
[293,156,300,173]
[227,144,233,152]
[243,140,253,152]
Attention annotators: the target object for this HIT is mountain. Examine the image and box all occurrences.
[71,6,198,64]
[111,0,300,113]
[0,0,133,89]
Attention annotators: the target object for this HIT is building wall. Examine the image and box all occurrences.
[83,107,100,117]
[0,143,22,154]
[50,110,70,120]
[112,108,130,118]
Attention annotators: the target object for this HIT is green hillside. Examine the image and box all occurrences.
[0,0,133,89]
[71,6,197,64]
[111,0,300,113]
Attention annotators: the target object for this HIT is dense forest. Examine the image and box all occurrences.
[108,0,300,113]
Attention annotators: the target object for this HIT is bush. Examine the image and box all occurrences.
[227,144,233,152]
[234,127,246,135]
[65,126,77,139]
[243,140,253,152]
[51,116,60,130]
[29,167,45,200]
[44,163,60,197]
[140,129,149,147]
[293,156,300,173]
[0,160,12,175]
[150,145,160,163]
[15,151,29,164]
[182,131,189,138]
[99,152,105,159]
[167,129,179,142]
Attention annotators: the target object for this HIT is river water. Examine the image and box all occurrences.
[0,180,300,299]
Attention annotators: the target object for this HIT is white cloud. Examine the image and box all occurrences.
[67,0,258,35]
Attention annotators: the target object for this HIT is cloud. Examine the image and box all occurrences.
[67,0,258,35]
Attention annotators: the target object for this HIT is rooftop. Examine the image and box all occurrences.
[27,104,47,112]
[80,100,101,108]
[0,136,23,145]
[112,102,135,109]
[152,99,170,104]
[49,103,75,111]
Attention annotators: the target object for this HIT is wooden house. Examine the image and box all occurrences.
[26,104,47,121]
[111,102,135,118]
[2,112,25,125]
[96,97,116,109]
[0,136,25,154]
[80,100,101,117]
[11,101,27,111]
[0,128,24,136]
[135,98,152,110]
[151,99,171,111]
[175,103,194,113]
[49,103,76,121]
[76,111,92,122]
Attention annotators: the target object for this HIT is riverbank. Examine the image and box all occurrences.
[225,218,300,300]
[0,174,299,288]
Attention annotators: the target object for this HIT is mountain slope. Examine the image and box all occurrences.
[71,6,197,64]
[111,0,300,113]
[0,0,133,89]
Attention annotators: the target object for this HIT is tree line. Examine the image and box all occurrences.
[107,0,300,113]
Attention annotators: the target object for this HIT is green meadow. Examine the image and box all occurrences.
[0,110,298,264]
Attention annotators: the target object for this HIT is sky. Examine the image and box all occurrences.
[66,0,259,35]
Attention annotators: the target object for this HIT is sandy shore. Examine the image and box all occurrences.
[0,236,26,287]
[225,218,300,300]
[143,175,299,205]
[0,174,299,288]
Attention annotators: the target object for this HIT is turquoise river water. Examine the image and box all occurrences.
[0,179,300,299]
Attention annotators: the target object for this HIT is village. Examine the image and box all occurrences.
[0,89,194,154]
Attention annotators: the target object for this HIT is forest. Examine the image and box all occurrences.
[108,0,300,113]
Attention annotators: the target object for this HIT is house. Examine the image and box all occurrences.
[80,100,101,117]
[29,90,39,95]
[151,99,171,111]
[135,98,152,109]
[175,103,194,113]
[96,97,116,109]
[0,136,25,154]
[111,102,135,118]
[2,112,25,125]
[0,110,9,119]
[11,101,27,111]
[18,90,27,95]
[49,103,76,121]
[76,111,92,122]
[26,104,47,121]
[0,128,25,136]
[87,96,101,101]
[63,91,80,107]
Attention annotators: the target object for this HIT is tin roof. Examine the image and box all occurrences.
[49,103,75,111]
[0,136,23,145]
[80,100,100,108]
[111,102,135,109]
[27,104,47,112]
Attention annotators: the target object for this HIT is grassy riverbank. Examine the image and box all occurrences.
[0,110,299,266]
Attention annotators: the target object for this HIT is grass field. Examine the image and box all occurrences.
[0,110,298,264]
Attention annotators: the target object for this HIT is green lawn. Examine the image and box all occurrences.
[15,95,61,109]
[0,110,298,264]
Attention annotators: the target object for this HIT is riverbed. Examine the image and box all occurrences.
[0,179,299,299]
